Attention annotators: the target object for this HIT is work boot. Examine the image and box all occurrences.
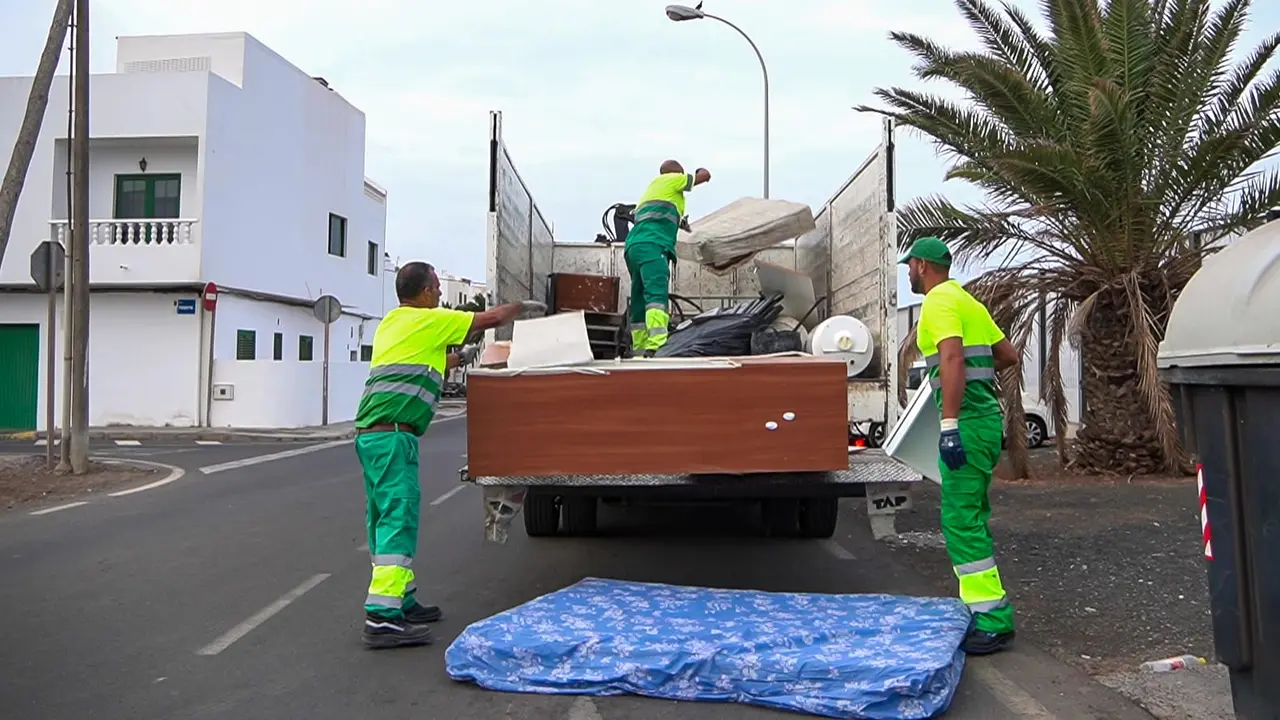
[961,628,1015,655]
[362,613,433,649]
[642,349,657,358]
[403,602,442,624]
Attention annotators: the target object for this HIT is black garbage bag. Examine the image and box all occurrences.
[655,294,785,358]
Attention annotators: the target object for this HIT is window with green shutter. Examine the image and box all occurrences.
[273,332,283,361]
[236,330,256,360]
[299,335,314,361]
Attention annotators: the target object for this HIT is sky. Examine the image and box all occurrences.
[2,0,1276,305]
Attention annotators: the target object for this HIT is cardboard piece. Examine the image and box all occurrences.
[882,383,942,484]
[754,260,821,330]
[505,312,596,370]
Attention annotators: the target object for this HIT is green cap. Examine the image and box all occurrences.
[898,236,953,267]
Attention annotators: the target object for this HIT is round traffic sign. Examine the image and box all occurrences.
[202,282,219,312]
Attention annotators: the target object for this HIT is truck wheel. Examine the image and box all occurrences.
[762,499,801,538]
[561,496,598,536]
[868,422,886,449]
[524,493,560,537]
[799,498,839,539]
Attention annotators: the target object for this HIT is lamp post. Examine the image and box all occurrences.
[665,4,770,199]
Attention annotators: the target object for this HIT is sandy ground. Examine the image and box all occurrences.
[875,446,1235,720]
[0,454,160,510]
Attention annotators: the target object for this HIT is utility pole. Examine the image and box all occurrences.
[57,5,76,472]
[68,0,90,474]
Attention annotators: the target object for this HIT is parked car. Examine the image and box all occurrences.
[906,363,1052,449]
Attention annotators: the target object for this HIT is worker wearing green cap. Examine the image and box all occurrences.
[902,236,1021,655]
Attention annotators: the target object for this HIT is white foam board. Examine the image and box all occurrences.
[505,312,596,370]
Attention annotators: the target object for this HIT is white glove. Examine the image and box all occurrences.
[516,300,547,320]
[456,343,481,366]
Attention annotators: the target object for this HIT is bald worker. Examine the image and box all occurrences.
[624,160,711,356]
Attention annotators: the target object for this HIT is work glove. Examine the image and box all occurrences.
[939,418,967,471]
[455,343,481,366]
[516,300,547,320]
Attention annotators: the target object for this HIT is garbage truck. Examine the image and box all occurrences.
[463,110,919,544]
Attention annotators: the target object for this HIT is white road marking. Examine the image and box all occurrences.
[567,697,604,720]
[195,440,222,446]
[430,484,468,506]
[196,573,331,656]
[969,660,1057,718]
[198,440,352,475]
[107,464,185,497]
[33,439,60,446]
[114,440,142,446]
[30,501,89,516]
[356,543,369,553]
[820,539,856,560]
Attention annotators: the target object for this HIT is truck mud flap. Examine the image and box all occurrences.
[865,483,912,540]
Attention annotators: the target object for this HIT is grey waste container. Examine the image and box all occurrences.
[1157,219,1280,720]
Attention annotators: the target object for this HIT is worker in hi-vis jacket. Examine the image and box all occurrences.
[902,236,1021,655]
[352,260,544,649]
[624,160,711,356]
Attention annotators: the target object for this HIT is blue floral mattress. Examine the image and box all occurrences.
[445,578,970,719]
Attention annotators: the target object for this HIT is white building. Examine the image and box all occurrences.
[0,32,387,431]
[439,271,488,309]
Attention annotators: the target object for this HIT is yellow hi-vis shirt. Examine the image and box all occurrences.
[915,279,1005,420]
[354,306,474,436]
[633,172,696,226]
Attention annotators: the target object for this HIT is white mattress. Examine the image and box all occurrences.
[674,197,817,274]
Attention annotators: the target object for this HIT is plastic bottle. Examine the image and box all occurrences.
[1140,655,1207,672]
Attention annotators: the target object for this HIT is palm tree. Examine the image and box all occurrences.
[0,0,74,269]
[859,0,1280,476]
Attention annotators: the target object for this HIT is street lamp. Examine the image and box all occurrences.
[665,4,770,199]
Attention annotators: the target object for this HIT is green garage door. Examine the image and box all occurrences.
[0,324,39,431]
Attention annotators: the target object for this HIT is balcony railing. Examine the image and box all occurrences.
[49,219,198,247]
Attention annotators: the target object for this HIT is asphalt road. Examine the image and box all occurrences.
[0,418,1152,720]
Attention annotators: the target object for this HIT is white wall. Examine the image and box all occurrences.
[199,34,384,317]
[0,71,210,286]
[0,292,204,429]
[208,294,374,428]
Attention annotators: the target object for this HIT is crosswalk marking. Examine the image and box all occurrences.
[195,440,222,446]
[114,440,142,446]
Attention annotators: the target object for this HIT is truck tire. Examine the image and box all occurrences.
[524,493,560,537]
[798,498,839,538]
[561,496,598,536]
[762,499,801,537]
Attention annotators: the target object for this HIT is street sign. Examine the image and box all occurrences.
[176,299,196,315]
[202,282,218,311]
[312,295,342,324]
[29,240,66,292]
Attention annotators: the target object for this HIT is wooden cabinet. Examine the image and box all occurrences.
[466,356,849,477]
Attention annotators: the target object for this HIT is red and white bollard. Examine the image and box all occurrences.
[1198,463,1213,560]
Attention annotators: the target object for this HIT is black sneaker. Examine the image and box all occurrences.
[642,350,657,358]
[403,603,442,624]
[362,614,433,649]
[962,629,1016,655]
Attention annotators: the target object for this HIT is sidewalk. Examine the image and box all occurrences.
[1,403,467,443]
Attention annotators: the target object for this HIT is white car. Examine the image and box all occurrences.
[906,363,1052,449]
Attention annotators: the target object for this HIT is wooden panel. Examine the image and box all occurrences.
[466,357,849,477]
[550,273,620,313]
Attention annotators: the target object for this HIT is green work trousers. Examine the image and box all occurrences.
[355,430,423,620]
[939,412,1016,634]
[624,229,675,352]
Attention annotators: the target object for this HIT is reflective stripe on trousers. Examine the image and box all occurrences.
[954,556,1010,614]
[367,553,414,609]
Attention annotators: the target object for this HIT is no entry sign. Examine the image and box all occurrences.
[202,282,219,312]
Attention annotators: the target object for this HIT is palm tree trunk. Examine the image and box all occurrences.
[1073,287,1174,475]
[0,0,74,269]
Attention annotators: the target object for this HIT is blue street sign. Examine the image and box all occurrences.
[176,299,197,315]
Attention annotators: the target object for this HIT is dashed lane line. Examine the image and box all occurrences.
[430,484,468,507]
[968,660,1057,718]
[29,501,89,516]
[196,573,331,656]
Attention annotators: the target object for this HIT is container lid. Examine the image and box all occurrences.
[1157,220,1280,369]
